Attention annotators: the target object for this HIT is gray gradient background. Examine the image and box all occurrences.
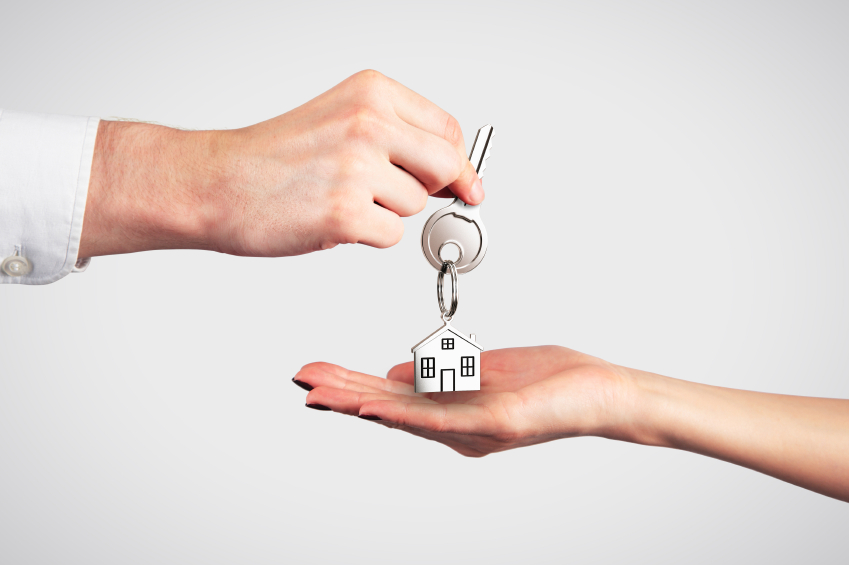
[2,0,849,563]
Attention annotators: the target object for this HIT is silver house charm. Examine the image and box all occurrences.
[412,321,483,393]
[412,259,484,393]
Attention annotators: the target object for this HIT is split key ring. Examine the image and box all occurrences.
[437,260,459,321]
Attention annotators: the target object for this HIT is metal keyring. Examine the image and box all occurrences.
[437,260,459,321]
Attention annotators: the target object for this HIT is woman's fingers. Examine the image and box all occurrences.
[378,422,491,457]
[296,362,416,395]
[358,398,504,436]
[294,359,526,456]
[306,386,433,416]
[386,361,414,384]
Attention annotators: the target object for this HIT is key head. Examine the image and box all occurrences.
[421,200,488,274]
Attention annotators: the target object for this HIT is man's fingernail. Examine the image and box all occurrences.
[306,403,331,411]
[292,378,313,391]
[358,414,382,421]
[470,177,484,203]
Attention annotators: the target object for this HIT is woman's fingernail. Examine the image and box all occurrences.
[358,414,382,421]
[470,177,484,203]
[292,378,313,391]
[306,403,331,411]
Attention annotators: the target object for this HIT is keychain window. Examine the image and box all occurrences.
[461,356,475,377]
[421,357,435,378]
[442,338,454,350]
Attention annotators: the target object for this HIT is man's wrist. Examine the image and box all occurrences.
[79,120,227,257]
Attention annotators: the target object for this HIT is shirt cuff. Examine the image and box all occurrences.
[0,109,99,285]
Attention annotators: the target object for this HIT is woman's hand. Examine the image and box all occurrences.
[294,345,849,502]
[293,346,632,457]
[80,70,482,258]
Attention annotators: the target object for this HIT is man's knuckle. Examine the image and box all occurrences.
[443,115,463,147]
[337,152,369,180]
[428,154,464,190]
[413,188,428,214]
[346,70,388,106]
[375,217,404,249]
[343,106,376,141]
[389,218,405,245]
[393,188,428,218]
[325,190,362,244]
[353,69,386,87]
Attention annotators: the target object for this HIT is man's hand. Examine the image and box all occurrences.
[292,346,629,457]
[79,70,483,257]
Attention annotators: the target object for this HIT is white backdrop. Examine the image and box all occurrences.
[2,1,848,563]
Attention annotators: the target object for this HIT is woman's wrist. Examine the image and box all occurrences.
[80,120,228,257]
[584,362,676,447]
[601,363,724,451]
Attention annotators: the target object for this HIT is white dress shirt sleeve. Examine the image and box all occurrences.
[0,109,99,285]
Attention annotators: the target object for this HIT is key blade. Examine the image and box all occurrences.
[468,125,494,179]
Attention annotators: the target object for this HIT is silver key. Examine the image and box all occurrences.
[420,124,494,274]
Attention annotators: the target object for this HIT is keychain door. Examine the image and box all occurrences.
[441,369,455,392]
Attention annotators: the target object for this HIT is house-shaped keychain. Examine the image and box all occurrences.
[413,125,494,394]
[412,322,483,393]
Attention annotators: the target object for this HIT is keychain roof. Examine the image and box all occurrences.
[411,321,484,353]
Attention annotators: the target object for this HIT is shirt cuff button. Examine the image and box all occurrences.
[1,255,33,276]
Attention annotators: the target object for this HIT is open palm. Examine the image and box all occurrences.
[293,346,627,456]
